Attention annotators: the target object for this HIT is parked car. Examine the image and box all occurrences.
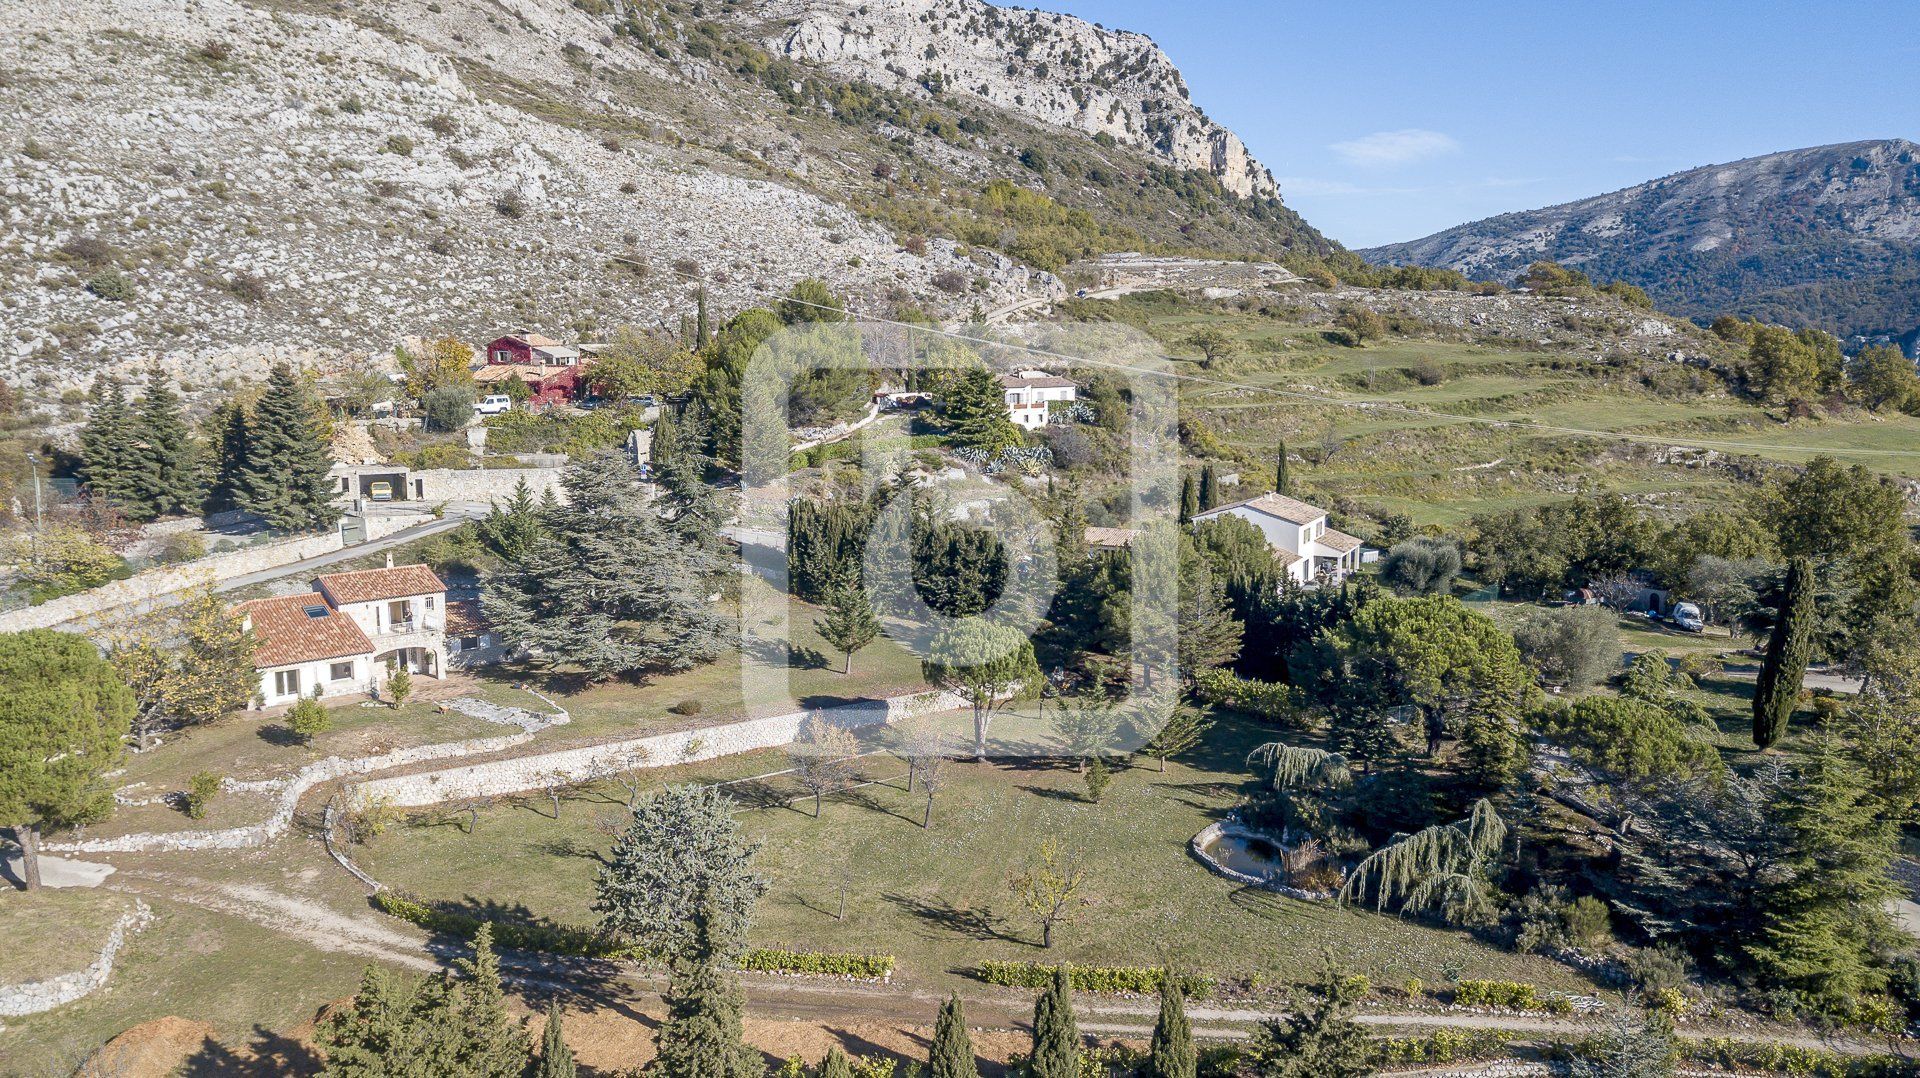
[1670,602,1706,633]
[474,394,514,416]
[577,395,607,411]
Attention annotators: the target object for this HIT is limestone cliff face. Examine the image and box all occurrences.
[751,0,1278,198]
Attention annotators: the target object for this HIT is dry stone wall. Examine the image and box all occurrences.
[348,690,962,809]
[0,901,152,1020]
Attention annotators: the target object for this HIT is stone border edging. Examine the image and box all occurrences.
[345,690,963,810]
[1188,820,1338,901]
[0,900,153,1019]
[48,695,570,855]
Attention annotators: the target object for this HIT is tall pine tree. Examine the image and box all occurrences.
[929,993,979,1078]
[1028,966,1079,1078]
[1275,439,1290,495]
[535,999,577,1078]
[453,923,530,1077]
[202,398,252,515]
[238,363,339,532]
[1178,473,1198,524]
[1753,557,1816,749]
[130,364,200,519]
[1148,976,1196,1078]
[1198,464,1219,512]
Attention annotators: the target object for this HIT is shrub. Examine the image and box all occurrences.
[931,269,968,293]
[185,771,222,819]
[669,698,701,716]
[226,272,268,302]
[1333,305,1386,343]
[1676,1038,1914,1077]
[1190,669,1299,725]
[1408,359,1447,385]
[421,385,474,432]
[384,134,414,156]
[1620,943,1691,995]
[287,697,330,745]
[426,114,457,137]
[1378,537,1461,596]
[85,269,135,301]
[973,961,1211,998]
[155,532,206,565]
[1378,1029,1513,1066]
[1450,980,1573,1015]
[494,190,528,218]
[1513,605,1619,690]
[739,948,894,980]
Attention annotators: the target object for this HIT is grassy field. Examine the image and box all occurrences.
[1091,299,1920,530]
[357,711,1593,996]
[0,888,137,985]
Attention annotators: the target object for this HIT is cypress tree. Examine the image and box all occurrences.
[929,993,980,1078]
[454,923,531,1077]
[820,1046,855,1078]
[238,362,340,532]
[535,999,577,1078]
[1148,976,1195,1078]
[78,375,140,511]
[131,364,200,519]
[649,903,760,1078]
[817,577,882,674]
[1028,966,1078,1078]
[1275,439,1290,495]
[1178,473,1198,524]
[1753,557,1816,749]
[1198,464,1219,511]
[695,284,712,347]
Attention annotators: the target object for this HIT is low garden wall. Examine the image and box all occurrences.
[347,690,963,810]
[48,695,569,854]
[410,467,564,505]
[0,514,421,633]
[0,901,152,1019]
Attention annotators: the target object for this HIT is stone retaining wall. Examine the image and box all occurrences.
[48,695,569,854]
[1189,821,1337,902]
[0,901,152,1019]
[348,690,963,809]
[410,466,565,505]
[0,514,419,633]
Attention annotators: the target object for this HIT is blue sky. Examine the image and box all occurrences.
[1042,1,1920,248]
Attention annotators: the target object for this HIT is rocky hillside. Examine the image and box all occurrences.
[0,0,1323,393]
[726,0,1276,198]
[1362,139,1920,345]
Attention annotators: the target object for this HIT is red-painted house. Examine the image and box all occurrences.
[484,330,582,367]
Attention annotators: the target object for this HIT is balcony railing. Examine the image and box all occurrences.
[378,619,441,637]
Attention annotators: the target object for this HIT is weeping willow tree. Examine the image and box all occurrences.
[1339,799,1507,925]
[1246,743,1351,836]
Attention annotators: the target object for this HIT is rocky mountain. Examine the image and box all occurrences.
[0,0,1322,393]
[724,0,1277,198]
[1362,139,1920,345]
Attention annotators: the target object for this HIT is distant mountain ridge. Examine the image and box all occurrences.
[1362,139,1920,344]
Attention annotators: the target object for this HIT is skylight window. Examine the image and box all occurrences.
[304,605,330,619]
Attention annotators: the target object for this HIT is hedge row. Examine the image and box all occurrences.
[373,892,891,979]
[1450,979,1575,1015]
[973,961,1212,998]
[1190,669,1300,725]
[1378,1029,1513,1067]
[740,948,894,981]
[1679,1037,1918,1077]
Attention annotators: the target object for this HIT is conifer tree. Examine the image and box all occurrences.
[1241,963,1377,1077]
[203,398,252,515]
[238,363,340,532]
[695,284,712,347]
[650,902,761,1078]
[317,966,417,1076]
[820,1047,855,1078]
[1752,557,1816,749]
[1028,966,1079,1078]
[454,923,530,1077]
[130,363,200,518]
[1178,473,1198,524]
[78,375,140,511]
[817,577,882,674]
[929,993,979,1078]
[942,367,1020,453]
[535,999,576,1078]
[1198,464,1219,512]
[477,477,544,561]
[1275,439,1290,495]
[1148,976,1196,1078]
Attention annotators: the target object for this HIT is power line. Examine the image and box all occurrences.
[647,264,1920,461]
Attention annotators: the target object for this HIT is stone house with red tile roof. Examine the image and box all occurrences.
[234,562,452,708]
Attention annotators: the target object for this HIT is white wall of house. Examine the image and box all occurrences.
[257,656,371,707]
[332,593,443,637]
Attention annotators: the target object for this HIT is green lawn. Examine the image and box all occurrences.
[0,887,137,985]
[358,712,1594,996]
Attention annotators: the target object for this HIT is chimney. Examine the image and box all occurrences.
[385,552,394,569]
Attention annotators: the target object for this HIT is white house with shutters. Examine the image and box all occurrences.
[998,370,1077,430]
[1190,492,1366,585]
[234,562,450,708]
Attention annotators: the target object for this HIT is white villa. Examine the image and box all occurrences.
[998,370,1077,430]
[1191,492,1366,585]
[235,562,450,708]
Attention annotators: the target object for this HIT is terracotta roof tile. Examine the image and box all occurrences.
[998,373,1077,390]
[445,599,489,636]
[315,565,446,605]
[235,594,372,668]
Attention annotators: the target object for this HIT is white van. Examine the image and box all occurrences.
[474,394,513,416]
